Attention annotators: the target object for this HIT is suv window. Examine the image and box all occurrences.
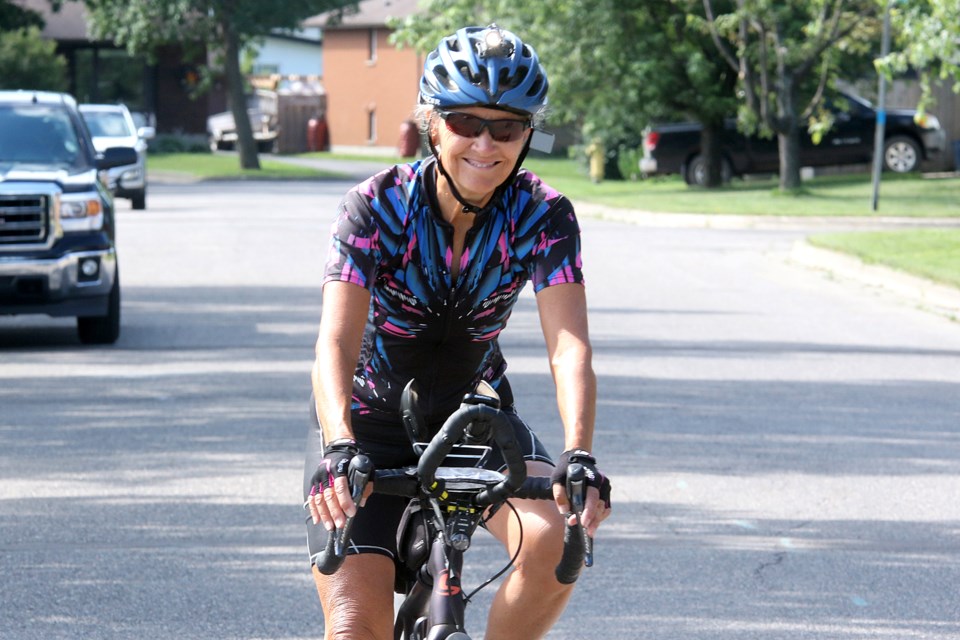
[0,104,86,168]
[83,110,134,138]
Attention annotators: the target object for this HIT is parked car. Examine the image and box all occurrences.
[0,90,136,344]
[640,91,947,186]
[79,103,154,210]
[207,88,279,153]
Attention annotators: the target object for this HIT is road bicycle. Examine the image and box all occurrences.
[314,380,593,640]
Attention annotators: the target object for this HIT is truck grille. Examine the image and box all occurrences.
[0,193,49,245]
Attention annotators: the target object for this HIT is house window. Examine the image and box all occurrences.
[368,28,377,63]
[367,109,377,143]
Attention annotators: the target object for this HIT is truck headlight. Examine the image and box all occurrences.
[60,193,104,232]
[914,112,941,130]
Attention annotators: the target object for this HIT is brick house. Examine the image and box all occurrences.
[304,0,422,153]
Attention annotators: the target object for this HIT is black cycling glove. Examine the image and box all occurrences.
[551,449,612,508]
[309,438,360,497]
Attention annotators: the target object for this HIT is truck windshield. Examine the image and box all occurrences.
[0,105,85,168]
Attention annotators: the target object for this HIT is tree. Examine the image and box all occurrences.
[702,0,881,191]
[877,0,960,111]
[0,0,45,30]
[391,0,739,186]
[0,0,68,91]
[0,26,68,91]
[83,0,358,169]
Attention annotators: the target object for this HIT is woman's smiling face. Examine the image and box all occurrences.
[431,106,531,207]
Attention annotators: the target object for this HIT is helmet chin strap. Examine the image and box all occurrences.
[427,133,533,215]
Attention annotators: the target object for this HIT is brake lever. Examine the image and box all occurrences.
[566,463,594,568]
[334,455,373,556]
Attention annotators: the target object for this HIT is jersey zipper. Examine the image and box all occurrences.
[425,222,479,416]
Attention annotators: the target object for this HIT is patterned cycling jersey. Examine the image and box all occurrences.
[323,156,583,427]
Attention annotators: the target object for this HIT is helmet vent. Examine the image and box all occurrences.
[526,73,544,97]
[435,66,457,91]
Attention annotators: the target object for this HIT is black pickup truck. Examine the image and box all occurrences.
[639,91,947,186]
[1,90,137,344]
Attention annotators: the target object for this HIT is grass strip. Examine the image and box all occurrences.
[148,152,346,179]
[808,229,960,288]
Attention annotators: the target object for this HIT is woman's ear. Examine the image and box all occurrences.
[428,118,441,150]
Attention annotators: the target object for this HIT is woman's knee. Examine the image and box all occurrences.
[313,556,394,640]
[508,508,573,585]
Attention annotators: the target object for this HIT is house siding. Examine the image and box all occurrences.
[323,28,422,151]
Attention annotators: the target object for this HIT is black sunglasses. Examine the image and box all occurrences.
[436,110,532,143]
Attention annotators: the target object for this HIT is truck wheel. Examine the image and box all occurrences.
[685,154,732,186]
[131,188,146,210]
[77,274,121,345]
[883,136,921,173]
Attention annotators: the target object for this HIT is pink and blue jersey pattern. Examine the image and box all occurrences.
[324,157,584,423]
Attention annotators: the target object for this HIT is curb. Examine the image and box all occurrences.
[789,240,960,320]
[576,202,960,231]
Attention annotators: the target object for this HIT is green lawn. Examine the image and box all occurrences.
[150,151,959,219]
[148,152,346,179]
[808,229,960,289]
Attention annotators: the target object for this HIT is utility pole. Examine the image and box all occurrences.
[871,1,892,211]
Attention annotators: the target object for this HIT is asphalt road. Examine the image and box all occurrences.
[1,179,959,639]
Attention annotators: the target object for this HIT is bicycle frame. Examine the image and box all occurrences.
[395,521,469,639]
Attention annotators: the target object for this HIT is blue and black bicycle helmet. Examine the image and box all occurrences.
[420,24,548,115]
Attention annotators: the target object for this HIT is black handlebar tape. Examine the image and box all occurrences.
[314,455,373,576]
[474,408,527,506]
[418,402,520,490]
[370,468,420,497]
[511,476,553,500]
[555,463,587,584]
[417,404,475,485]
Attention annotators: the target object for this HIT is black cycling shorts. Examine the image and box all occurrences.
[303,398,553,569]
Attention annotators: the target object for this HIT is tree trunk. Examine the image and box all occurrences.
[777,125,803,191]
[222,20,259,170]
[700,123,724,188]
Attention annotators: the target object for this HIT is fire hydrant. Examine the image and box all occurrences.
[586,139,604,183]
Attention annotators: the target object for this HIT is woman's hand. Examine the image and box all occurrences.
[551,449,612,537]
[307,440,360,530]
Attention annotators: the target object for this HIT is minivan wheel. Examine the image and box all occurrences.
[77,274,121,345]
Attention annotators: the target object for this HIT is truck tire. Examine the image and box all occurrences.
[685,154,732,187]
[77,274,121,345]
[131,188,146,210]
[883,135,921,173]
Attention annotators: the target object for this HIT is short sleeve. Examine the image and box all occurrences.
[530,197,584,292]
[323,191,381,290]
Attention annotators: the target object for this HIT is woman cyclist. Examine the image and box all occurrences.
[304,24,611,640]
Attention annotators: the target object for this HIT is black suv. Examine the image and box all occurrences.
[0,91,136,344]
